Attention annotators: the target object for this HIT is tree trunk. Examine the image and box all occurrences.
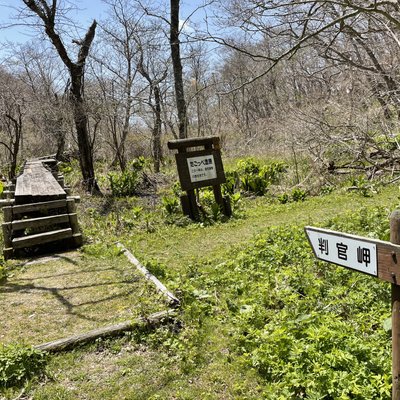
[70,65,101,194]
[170,0,188,139]
[153,84,163,173]
[5,109,22,180]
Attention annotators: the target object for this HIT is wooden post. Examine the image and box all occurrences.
[67,198,82,246]
[66,198,76,214]
[180,194,191,217]
[391,210,400,400]
[2,206,13,259]
[3,206,12,223]
[2,222,12,248]
[187,189,199,220]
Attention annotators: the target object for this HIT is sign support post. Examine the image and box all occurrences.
[391,210,400,400]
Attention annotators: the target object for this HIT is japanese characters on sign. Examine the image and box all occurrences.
[174,149,226,191]
[305,227,378,276]
[187,155,217,183]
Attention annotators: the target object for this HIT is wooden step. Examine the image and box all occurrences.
[11,199,67,215]
[0,199,14,208]
[67,196,80,203]
[8,213,73,231]
[12,228,73,249]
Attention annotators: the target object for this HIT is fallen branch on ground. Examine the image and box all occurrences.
[34,309,176,352]
[116,242,180,307]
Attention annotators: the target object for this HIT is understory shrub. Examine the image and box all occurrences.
[278,187,308,203]
[234,158,287,196]
[228,213,391,398]
[108,157,145,197]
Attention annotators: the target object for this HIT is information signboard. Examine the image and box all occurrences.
[187,154,217,183]
[175,149,226,191]
[305,226,400,284]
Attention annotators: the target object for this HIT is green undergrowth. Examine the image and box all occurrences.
[141,204,393,399]
[1,184,400,398]
[0,344,47,388]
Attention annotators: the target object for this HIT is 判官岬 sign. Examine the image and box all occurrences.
[306,226,377,276]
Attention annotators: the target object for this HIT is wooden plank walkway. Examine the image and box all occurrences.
[1,158,82,259]
[15,161,66,205]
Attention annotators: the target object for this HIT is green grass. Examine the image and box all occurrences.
[1,183,400,399]
[0,252,167,346]
[79,185,399,268]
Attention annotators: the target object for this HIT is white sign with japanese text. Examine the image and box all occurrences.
[305,227,378,276]
[187,154,217,183]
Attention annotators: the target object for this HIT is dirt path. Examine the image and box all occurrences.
[0,251,165,345]
[127,187,400,268]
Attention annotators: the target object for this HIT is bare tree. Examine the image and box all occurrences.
[136,38,168,173]
[15,43,71,160]
[214,1,400,95]
[0,68,25,180]
[22,0,101,194]
[93,0,144,171]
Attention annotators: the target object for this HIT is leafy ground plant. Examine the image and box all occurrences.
[108,157,146,197]
[0,344,47,388]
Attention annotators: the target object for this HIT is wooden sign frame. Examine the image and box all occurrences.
[167,136,231,220]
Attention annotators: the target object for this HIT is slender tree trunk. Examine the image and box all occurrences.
[5,110,22,180]
[54,97,66,161]
[110,70,134,171]
[153,85,163,173]
[10,130,20,181]
[136,47,166,173]
[70,65,101,194]
[170,0,188,138]
[111,99,131,171]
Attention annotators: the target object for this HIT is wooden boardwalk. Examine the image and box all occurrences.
[1,158,82,259]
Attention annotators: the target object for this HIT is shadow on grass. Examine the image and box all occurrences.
[16,266,119,281]
[0,279,139,322]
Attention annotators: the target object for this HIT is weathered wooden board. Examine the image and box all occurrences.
[34,309,176,352]
[15,161,66,204]
[12,228,72,249]
[116,242,180,306]
[11,199,67,215]
[9,214,71,230]
[167,136,220,151]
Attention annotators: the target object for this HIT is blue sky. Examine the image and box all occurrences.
[0,0,207,44]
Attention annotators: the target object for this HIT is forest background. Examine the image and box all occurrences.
[0,0,399,189]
